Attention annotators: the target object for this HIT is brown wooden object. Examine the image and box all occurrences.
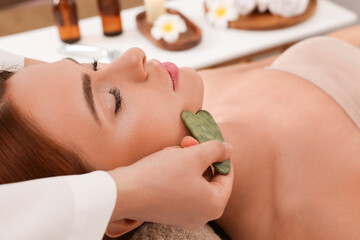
[206,0,317,31]
[136,9,202,51]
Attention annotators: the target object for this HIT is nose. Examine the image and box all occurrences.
[106,47,147,82]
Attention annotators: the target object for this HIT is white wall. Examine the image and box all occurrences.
[329,0,360,23]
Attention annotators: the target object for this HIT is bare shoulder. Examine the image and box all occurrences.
[199,56,275,82]
[251,69,360,239]
[206,67,360,239]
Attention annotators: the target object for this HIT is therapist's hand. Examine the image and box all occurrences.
[107,137,233,233]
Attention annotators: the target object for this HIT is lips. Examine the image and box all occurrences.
[161,62,179,91]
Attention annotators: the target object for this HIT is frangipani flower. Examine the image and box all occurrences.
[256,0,270,13]
[150,13,187,43]
[234,0,256,16]
[206,0,238,28]
[269,0,309,17]
[205,0,216,8]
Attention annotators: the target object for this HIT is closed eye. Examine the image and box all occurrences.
[109,87,123,114]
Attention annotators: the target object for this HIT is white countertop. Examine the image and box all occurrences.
[0,0,357,69]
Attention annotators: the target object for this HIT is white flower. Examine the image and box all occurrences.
[206,0,238,28]
[256,0,270,13]
[268,0,309,17]
[205,0,216,8]
[234,0,256,16]
[150,13,187,43]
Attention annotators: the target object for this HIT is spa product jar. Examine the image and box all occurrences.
[53,0,81,43]
[97,0,123,36]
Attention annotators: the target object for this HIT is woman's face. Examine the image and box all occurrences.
[7,48,204,170]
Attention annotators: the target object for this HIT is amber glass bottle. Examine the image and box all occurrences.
[97,0,123,36]
[53,0,81,43]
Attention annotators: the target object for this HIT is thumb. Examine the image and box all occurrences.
[183,140,232,172]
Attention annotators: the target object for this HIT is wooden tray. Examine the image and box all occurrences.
[206,0,317,30]
[136,9,202,51]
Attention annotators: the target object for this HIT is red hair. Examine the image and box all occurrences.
[0,70,137,239]
[0,70,91,184]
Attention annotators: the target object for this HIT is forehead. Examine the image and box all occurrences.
[8,61,82,115]
[9,60,80,94]
[7,60,98,143]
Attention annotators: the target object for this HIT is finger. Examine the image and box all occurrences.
[209,159,234,202]
[180,136,200,148]
[163,146,181,150]
[184,140,232,171]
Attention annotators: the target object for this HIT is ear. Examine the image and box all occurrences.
[106,219,143,238]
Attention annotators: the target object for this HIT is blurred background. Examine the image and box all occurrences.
[0,0,143,36]
[0,0,358,37]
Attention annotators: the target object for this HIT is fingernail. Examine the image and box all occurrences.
[222,142,233,155]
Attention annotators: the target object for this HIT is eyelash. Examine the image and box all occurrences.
[109,87,123,114]
[91,60,122,114]
[93,60,98,71]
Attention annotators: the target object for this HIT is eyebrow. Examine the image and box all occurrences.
[65,57,81,65]
[82,74,100,124]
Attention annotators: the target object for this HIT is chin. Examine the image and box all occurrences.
[180,67,204,112]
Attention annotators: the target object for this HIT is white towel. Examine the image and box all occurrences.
[0,49,24,72]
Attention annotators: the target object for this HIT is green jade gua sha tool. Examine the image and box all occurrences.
[181,110,230,175]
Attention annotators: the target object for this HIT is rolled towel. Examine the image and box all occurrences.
[234,0,257,16]
[0,49,24,72]
[269,0,309,17]
[129,222,222,240]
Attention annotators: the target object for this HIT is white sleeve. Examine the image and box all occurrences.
[0,171,117,240]
[0,49,25,71]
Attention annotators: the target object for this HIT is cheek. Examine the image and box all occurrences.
[99,73,203,169]
[108,99,188,167]
[102,125,186,169]
[128,106,187,161]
